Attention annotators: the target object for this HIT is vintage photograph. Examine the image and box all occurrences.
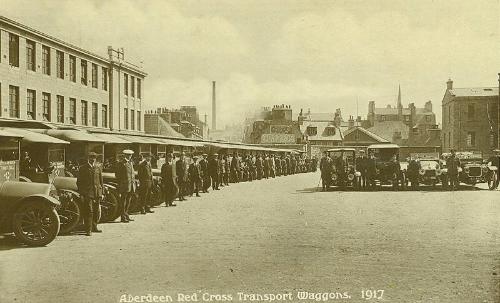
[0,0,499,302]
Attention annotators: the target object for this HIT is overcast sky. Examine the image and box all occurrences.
[3,0,500,128]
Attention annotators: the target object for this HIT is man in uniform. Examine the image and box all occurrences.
[319,152,332,191]
[200,153,210,193]
[161,153,178,207]
[188,155,202,197]
[356,150,367,189]
[230,152,240,183]
[115,149,136,223]
[366,152,377,190]
[208,153,220,190]
[256,154,263,180]
[137,153,154,214]
[76,152,103,236]
[176,152,188,201]
[446,149,461,191]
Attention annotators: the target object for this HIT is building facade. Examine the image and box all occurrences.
[441,79,498,156]
[0,16,146,132]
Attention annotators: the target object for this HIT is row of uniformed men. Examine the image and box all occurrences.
[76,150,315,236]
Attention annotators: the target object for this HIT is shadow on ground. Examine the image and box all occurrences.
[296,184,486,194]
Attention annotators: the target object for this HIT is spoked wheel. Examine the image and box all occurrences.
[13,201,60,246]
[150,184,164,207]
[100,189,119,222]
[57,190,81,234]
[488,171,498,190]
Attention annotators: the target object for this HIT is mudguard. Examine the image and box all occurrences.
[17,194,61,208]
[53,176,78,191]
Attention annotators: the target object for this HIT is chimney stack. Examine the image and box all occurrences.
[446,78,453,90]
[212,81,216,131]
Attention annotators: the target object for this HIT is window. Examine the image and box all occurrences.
[466,132,475,147]
[56,50,64,79]
[102,104,108,128]
[81,60,87,85]
[26,40,36,71]
[380,115,386,121]
[467,104,475,120]
[91,64,98,88]
[307,126,317,136]
[137,79,141,98]
[425,115,431,122]
[69,98,76,124]
[41,93,51,121]
[9,86,19,118]
[69,55,76,82]
[91,102,98,126]
[102,67,108,91]
[9,33,19,67]
[131,76,135,97]
[448,105,451,125]
[137,111,141,131]
[448,132,451,147]
[27,89,36,120]
[124,73,128,96]
[490,133,495,147]
[131,110,135,130]
[124,108,128,129]
[56,95,64,123]
[42,45,50,75]
[443,133,446,148]
[81,100,88,125]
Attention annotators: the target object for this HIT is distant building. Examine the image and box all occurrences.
[298,109,343,158]
[209,123,244,142]
[366,85,438,146]
[244,104,304,145]
[144,106,207,139]
[441,79,498,156]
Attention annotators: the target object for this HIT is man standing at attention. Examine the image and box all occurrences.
[137,153,154,214]
[115,149,136,223]
[76,152,103,236]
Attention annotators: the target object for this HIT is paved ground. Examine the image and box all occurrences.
[1,172,500,303]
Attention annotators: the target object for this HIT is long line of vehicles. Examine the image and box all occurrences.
[0,127,313,247]
[323,144,500,191]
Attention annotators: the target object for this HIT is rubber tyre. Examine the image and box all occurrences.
[100,190,118,223]
[13,201,60,246]
[57,190,81,234]
[488,171,498,190]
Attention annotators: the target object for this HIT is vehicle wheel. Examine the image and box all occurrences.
[106,189,121,222]
[57,190,81,234]
[12,201,60,246]
[150,184,163,207]
[100,190,118,222]
[488,171,498,190]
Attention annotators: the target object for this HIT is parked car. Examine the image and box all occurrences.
[327,148,361,189]
[442,151,488,186]
[366,144,405,189]
[407,153,443,188]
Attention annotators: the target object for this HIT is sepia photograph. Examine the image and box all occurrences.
[0,0,499,302]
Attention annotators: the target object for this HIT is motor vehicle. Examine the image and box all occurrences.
[408,152,443,188]
[486,150,500,189]
[366,144,405,189]
[442,151,488,186]
[0,130,61,246]
[327,148,361,189]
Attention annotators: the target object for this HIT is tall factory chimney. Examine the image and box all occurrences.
[212,81,217,131]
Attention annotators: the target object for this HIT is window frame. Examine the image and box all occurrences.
[26,39,36,71]
[9,85,19,118]
[56,95,64,123]
[56,50,64,79]
[42,92,51,121]
[81,100,88,126]
[8,33,19,67]
[81,59,88,86]
[42,45,51,75]
[26,89,36,120]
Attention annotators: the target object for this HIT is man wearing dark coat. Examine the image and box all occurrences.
[115,150,136,223]
[161,153,178,207]
[199,153,210,193]
[176,152,188,201]
[319,152,332,191]
[230,152,240,183]
[76,152,103,235]
[208,153,220,190]
[137,153,154,214]
[366,153,377,189]
[446,149,461,190]
[188,156,202,197]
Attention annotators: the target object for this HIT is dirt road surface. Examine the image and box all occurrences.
[1,172,499,302]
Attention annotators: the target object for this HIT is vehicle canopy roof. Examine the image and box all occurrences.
[327,148,356,152]
[0,129,23,139]
[367,143,399,150]
[2,128,69,145]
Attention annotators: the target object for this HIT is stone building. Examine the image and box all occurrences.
[144,106,206,139]
[441,79,498,156]
[0,16,146,132]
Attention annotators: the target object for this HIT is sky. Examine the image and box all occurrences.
[2,0,500,128]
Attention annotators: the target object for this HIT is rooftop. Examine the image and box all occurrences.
[448,87,499,97]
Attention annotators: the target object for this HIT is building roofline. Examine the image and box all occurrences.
[0,15,147,76]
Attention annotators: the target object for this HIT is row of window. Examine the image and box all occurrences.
[7,85,108,127]
[123,108,141,131]
[442,131,478,148]
[6,32,108,91]
[123,73,142,99]
[444,103,485,125]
